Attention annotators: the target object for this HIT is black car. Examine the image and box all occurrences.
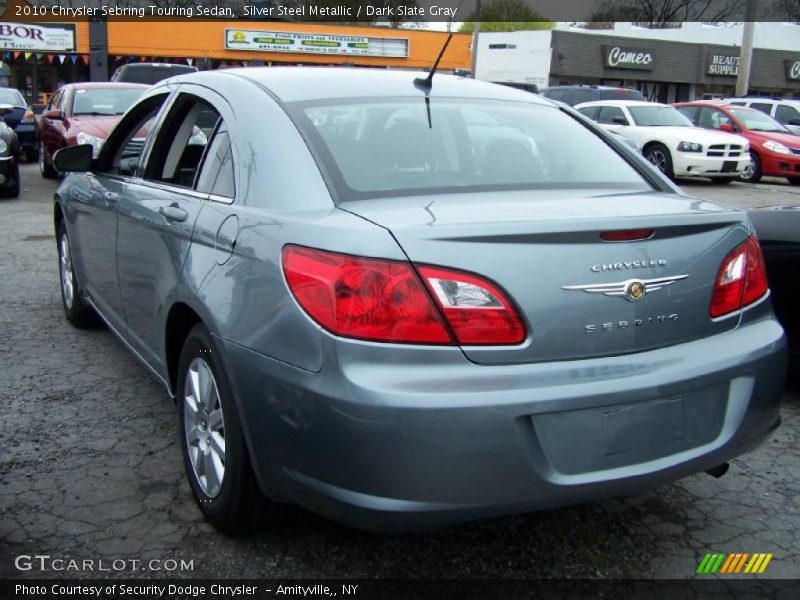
[0,103,20,197]
[748,205,800,383]
[111,62,198,85]
[0,87,37,161]
[540,85,645,106]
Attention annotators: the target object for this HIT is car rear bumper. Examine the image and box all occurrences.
[221,315,786,531]
[14,124,36,151]
[672,153,749,178]
[760,152,800,178]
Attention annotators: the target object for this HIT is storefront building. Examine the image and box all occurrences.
[2,0,470,104]
[549,30,800,102]
[476,23,800,101]
[0,20,89,104]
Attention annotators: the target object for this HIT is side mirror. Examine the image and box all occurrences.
[0,103,14,116]
[719,123,735,133]
[612,116,628,125]
[53,144,93,172]
[45,109,64,121]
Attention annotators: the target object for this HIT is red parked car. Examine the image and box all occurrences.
[37,82,148,178]
[674,101,800,185]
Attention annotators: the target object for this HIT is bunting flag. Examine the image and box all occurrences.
[70,55,78,64]
[24,52,32,60]
[58,55,66,64]
[13,51,20,59]
[46,54,54,63]
[81,55,89,65]
[186,58,193,65]
[141,56,147,62]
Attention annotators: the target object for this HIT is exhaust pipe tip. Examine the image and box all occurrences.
[705,463,730,479]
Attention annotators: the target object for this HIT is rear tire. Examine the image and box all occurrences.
[177,324,280,532]
[57,222,99,328]
[739,152,762,184]
[40,145,58,179]
[644,143,674,179]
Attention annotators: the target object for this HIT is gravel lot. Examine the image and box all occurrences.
[1,163,798,581]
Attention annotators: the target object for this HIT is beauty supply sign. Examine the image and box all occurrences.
[707,54,740,76]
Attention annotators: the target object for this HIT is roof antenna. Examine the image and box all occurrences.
[415,33,454,91]
[415,33,453,129]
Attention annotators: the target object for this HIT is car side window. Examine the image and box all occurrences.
[195,121,235,198]
[577,106,599,120]
[96,93,170,177]
[51,90,63,112]
[698,107,730,130]
[597,105,628,125]
[675,106,699,124]
[750,102,772,115]
[728,101,746,106]
[775,104,800,123]
[144,94,219,189]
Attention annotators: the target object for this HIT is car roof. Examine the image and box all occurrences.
[167,67,556,105]
[67,82,150,90]
[120,63,196,69]
[576,100,664,108]
[725,97,800,104]
[544,85,635,90]
[676,101,761,112]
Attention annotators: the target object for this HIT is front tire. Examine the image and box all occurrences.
[739,152,762,184]
[0,162,19,198]
[644,143,674,179]
[40,144,58,179]
[177,324,279,532]
[57,222,99,328]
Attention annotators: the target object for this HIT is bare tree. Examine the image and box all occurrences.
[587,0,743,26]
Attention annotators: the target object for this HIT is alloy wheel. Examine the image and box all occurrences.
[183,357,226,498]
[647,149,668,173]
[740,158,755,182]
[59,235,75,310]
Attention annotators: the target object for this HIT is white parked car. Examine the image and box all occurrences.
[575,100,750,183]
[723,97,800,135]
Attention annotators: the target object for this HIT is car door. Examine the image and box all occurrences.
[115,87,226,372]
[40,88,66,159]
[68,91,172,332]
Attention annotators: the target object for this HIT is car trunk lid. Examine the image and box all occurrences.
[341,190,750,365]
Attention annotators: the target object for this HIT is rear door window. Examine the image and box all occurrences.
[750,102,773,115]
[577,106,599,120]
[144,94,219,189]
[775,104,800,123]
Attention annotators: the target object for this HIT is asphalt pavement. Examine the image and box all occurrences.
[1,164,798,581]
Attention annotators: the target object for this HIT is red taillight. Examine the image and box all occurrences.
[709,235,768,318]
[600,229,654,242]
[21,110,34,123]
[282,245,526,346]
[417,265,526,345]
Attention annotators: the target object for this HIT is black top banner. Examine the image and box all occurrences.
[4,0,800,23]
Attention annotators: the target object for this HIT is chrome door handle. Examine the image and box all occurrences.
[159,204,188,223]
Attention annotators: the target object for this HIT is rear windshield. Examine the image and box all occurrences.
[117,65,196,85]
[72,87,145,116]
[598,88,646,102]
[289,98,651,202]
[0,88,25,106]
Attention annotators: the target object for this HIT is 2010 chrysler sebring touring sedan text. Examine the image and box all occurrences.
[52,68,787,533]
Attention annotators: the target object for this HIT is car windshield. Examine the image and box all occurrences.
[627,105,694,127]
[290,98,651,202]
[729,108,790,133]
[0,88,25,106]
[72,87,145,116]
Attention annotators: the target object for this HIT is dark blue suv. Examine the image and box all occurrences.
[540,85,645,106]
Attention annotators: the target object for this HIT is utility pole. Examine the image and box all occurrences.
[470,0,481,78]
[735,0,759,97]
